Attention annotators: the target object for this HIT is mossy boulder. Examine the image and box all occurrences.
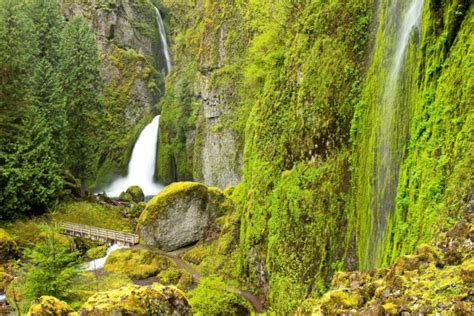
[27,296,73,316]
[118,191,134,203]
[119,185,145,203]
[80,284,191,315]
[104,247,175,279]
[137,182,232,251]
[0,229,18,262]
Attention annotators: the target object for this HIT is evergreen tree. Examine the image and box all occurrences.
[31,58,67,164]
[0,0,33,145]
[59,16,103,188]
[0,106,63,218]
[28,0,63,64]
[17,225,81,311]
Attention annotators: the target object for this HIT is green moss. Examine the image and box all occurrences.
[104,248,175,279]
[85,245,107,260]
[126,185,145,203]
[157,266,182,285]
[189,276,251,316]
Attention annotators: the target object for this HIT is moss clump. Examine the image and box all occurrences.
[27,296,73,316]
[0,229,18,262]
[85,245,107,260]
[189,276,252,316]
[157,267,182,285]
[320,290,364,313]
[177,270,194,292]
[81,284,191,315]
[104,248,175,279]
[126,185,145,203]
[0,266,13,292]
[182,245,207,265]
[118,191,134,202]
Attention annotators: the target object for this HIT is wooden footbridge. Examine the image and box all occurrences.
[61,222,139,246]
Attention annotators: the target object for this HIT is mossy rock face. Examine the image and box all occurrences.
[104,248,175,279]
[81,284,191,315]
[0,229,18,262]
[27,296,73,316]
[118,191,134,203]
[137,182,232,251]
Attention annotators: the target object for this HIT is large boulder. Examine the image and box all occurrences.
[137,182,231,251]
[81,284,191,315]
[28,296,73,316]
[119,185,145,203]
[105,248,175,279]
[0,229,18,262]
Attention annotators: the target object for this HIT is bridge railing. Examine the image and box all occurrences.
[61,222,139,246]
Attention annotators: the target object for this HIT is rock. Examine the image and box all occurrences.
[118,191,134,203]
[0,229,18,262]
[85,245,107,260]
[137,182,231,251]
[126,185,145,203]
[105,248,175,279]
[320,289,364,314]
[28,296,73,316]
[460,257,474,284]
[80,284,191,315]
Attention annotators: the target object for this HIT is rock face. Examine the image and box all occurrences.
[137,182,231,251]
[28,296,73,316]
[81,284,191,315]
[62,0,165,184]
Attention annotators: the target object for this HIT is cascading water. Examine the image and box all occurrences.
[104,7,173,198]
[84,244,126,271]
[368,0,424,267]
[105,116,164,197]
[154,6,171,75]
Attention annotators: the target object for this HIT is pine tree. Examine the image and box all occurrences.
[0,0,33,145]
[31,58,67,164]
[17,225,81,311]
[28,0,63,64]
[59,16,104,189]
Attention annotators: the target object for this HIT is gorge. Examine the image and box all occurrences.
[0,0,472,314]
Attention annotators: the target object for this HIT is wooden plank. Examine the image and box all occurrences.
[60,222,138,245]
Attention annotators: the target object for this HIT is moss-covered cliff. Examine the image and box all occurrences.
[61,0,166,187]
[156,0,473,313]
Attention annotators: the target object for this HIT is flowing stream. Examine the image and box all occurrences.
[369,0,424,267]
[0,294,5,303]
[154,6,171,75]
[84,244,126,271]
[105,116,164,197]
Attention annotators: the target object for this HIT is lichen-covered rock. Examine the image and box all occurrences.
[137,182,231,251]
[0,229,18,262]
[27,296,73,316]
[105,248,175,279]
[80,284,191,315]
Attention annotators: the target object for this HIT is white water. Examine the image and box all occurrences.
[0,294,5,303]
[105,116,164,197]
[84,244,126,271]
[154,6,172,75]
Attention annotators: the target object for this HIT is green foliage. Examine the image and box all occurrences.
[189,276,251,316]
[15,225,81,312]
[59,15,104,186]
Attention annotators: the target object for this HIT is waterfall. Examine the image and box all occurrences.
[154,6,172,75]
[84,244,126,271]
[369,0,423,267]
[105,116,164,197]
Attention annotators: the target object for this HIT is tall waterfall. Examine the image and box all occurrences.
[369,0,423,267]
[105,116,164,197]
[154,6,172,75]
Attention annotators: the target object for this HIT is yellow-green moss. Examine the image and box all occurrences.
[85,245,107,260]
[0,229,18,261]
[27,296,73,316]
[104,248,175,279]
[81,284,190,315]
